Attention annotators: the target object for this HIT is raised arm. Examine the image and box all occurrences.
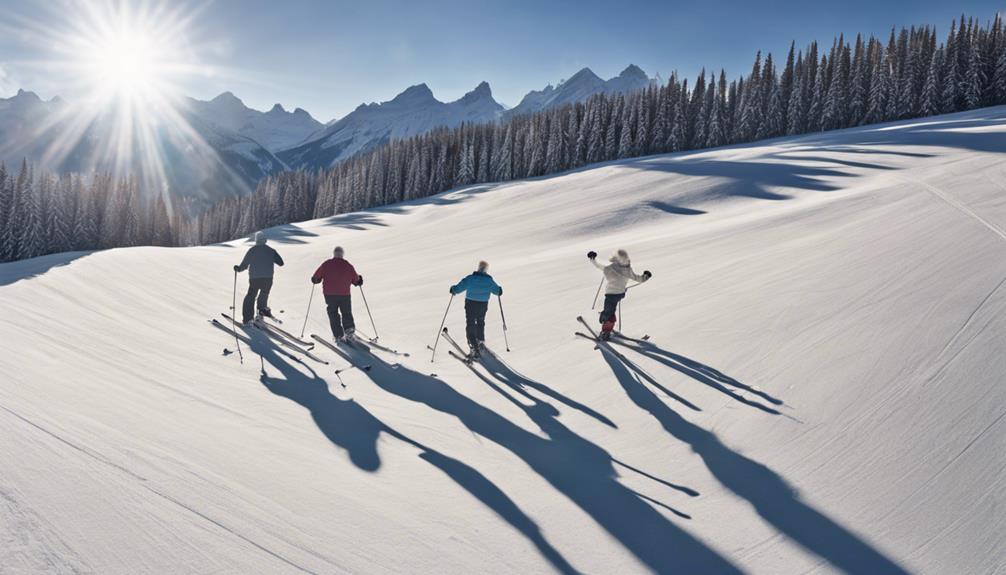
[273,249,284,266]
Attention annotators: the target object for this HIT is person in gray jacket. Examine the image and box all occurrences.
[234,232,284,324]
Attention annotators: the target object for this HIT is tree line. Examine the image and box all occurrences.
[2,14,1005,261]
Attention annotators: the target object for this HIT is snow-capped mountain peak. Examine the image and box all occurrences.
[505,64,652,119]
[185,92,324,152]
[279,81,504,170]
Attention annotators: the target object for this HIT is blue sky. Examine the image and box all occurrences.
[0,0,1002,122]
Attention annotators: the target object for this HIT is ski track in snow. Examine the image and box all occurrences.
[2,106,1006,574]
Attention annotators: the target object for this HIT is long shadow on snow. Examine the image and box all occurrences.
[608,339,783,414]
[596,348,911,574]
[477,350,617,428]
[238,330,579,574]
[335,344,741,574]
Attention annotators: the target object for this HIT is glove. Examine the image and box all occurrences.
[643,270,652,280]
[353,276,364,287]
[311,276,321,284]
[449,286,456,295]
[587,251,597,260]
[497,287,503,296]
[233,265,241,272]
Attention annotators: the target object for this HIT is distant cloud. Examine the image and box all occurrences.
[0,63,18,96]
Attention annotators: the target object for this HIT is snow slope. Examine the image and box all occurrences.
[2,107,1005,574]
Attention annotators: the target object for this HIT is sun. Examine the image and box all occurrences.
[3,0,244,202]
[86,26,162,99]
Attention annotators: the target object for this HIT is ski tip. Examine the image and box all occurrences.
[442,327,449,333]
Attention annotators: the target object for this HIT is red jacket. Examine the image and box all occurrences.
[312,258,360,296]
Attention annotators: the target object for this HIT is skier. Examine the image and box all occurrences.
[234,232,284,325]
[311,246,364,341]
[449,260,503,358]
[588,249,651,340]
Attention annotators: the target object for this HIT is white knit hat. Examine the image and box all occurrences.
[254,231,266,245]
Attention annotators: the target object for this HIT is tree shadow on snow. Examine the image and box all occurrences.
[0,250,92,287]
[331,344,739,574]
[236,330,580,574]
[596,348,910,574]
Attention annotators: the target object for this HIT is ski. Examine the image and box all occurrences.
[209,319,304,364]
[311,334,373,372]
[260,316,315,348]
[441,327,478,362]
[223,313,328,364]
[612,331,650,343]
[353,329,409,357]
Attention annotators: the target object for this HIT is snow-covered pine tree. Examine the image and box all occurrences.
[964,36,986,109]
[16,163,45,260]
[921,48,944,116]
[807,55,828,131]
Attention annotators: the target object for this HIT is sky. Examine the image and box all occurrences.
[0,0,1002,122]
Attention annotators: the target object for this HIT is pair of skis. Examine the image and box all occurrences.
[310,334,374,374]
[221,313,330,365]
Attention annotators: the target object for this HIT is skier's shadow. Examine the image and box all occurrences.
[596,349,910,574]
[255,337,579,575]
[477,351,617,428]
[611,339,784,414]
[338,345,741,574]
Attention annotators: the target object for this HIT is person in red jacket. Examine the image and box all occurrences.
[311,246,363,341]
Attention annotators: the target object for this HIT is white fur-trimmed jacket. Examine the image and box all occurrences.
[591,256,647,294]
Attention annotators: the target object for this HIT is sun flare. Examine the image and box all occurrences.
[85,26,161,98]
[3,0,246,203]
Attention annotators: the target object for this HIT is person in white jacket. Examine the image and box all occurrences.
[588,249,651,340]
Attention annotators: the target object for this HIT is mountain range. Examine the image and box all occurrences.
[0,65,653,200]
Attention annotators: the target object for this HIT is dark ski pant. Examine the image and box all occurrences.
[242,277,273,322]
[465,299,489,348]
[325,294,355,338]
[599,292,625,333]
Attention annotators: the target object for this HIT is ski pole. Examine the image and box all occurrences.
[591,277,604,309]
[498,296,511,352]
[618,300,622,332]
[430,294,455,362]
[300,283,316,339]
[232,270,243,363]
[358,285,379,340]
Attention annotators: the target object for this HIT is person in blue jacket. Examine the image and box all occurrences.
[450,260,503,358]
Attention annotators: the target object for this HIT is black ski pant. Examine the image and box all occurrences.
[242,277,273,322]
[325,294,355,338]
[465,299,489,348]
[599,292,626,332]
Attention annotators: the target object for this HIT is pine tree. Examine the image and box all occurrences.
[921,48,943,116]
[994,47,1006,104]
[964,37,986,109]
[0,163,10,261]
[16,163,44,260]
[807,55,828,130]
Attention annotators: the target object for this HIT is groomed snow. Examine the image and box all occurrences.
[2,107,1004,574]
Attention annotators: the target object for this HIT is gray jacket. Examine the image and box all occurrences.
[237,245,284,279]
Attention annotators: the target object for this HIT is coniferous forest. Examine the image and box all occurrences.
[2,14,1005,261]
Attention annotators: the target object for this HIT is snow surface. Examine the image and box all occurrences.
[2,107,1005,574]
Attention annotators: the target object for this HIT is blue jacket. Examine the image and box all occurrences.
[451,271,502,302]
[237,244,284,279]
